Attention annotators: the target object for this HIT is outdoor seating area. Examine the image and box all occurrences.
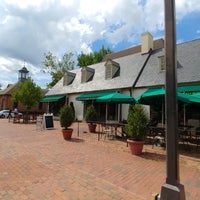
[97,121,127,141]
[10,113,40,124]
[146,123,200,151]
[147,126,166,148]
[73,118,200,154]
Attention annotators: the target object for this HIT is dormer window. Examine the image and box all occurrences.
[105,59,120,79]
[158,55,182,71]
[81,67,95,83]
[158,55,166,71]
[63,71,76,86]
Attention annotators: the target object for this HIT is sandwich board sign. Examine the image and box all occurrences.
[43,113,54,129]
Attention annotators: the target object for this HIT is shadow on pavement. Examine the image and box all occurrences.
[140,151,166,162]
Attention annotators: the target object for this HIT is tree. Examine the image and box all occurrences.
[77,45,112,67]
[43,51,75,88]
[12,78,43,109]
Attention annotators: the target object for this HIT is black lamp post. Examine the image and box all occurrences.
[160,0,185,199]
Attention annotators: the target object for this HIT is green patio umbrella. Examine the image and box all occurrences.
[137,88,193,126]
[137,88,165,106]
[96,92,135,103]
[189,92,200,104]
[137,88,192,106]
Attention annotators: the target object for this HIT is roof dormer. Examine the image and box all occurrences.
[158,55,166,71]
[105,59,120,80]
[81,66,95,83]
[63,71,76,86]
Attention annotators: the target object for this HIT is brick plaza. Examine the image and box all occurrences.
[0,119,199,199]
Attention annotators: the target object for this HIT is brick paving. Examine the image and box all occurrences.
[0,119,200,200]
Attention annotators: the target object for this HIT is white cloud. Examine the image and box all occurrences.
[0,0,199,89]
[176,0,200,19]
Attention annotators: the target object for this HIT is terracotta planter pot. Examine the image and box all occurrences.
[62,128,73,140]
[127,139,145,155]
[88,123,97,133]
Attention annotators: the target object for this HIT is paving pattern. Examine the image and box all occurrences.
[0,119,200,199]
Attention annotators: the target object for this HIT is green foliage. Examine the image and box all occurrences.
[59,104,74,129]
[85,105,98,123]
[77,45,112,67]
[125,104,149,140]
[43,51,75,88]
[12,78,42,109]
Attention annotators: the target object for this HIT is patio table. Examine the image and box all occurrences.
[97,122,126,141]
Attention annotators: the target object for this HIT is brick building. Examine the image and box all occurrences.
[0,67,48,114]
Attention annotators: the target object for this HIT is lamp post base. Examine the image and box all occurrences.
[160,183,185,200]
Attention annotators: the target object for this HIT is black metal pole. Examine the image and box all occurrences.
[160,0,185,199]
[77,120,79,137]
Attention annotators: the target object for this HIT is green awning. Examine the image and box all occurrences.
[42,95,65,102]
[76,92,116,101]
[178,85,200,93]
[96,92,135,103]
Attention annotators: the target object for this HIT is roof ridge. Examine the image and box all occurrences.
[103,38,164,61]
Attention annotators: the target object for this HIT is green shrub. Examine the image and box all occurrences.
[59,104,74,129]
[125,104,149,140]
[85,105,98,123]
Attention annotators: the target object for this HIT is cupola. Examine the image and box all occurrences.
[18,67,29,82]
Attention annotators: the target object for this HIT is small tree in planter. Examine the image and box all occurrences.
[85,104,98,133]
[59,104,75,140]
[125,104,149,155]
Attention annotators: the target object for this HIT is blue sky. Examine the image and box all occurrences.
[0,0,199,89]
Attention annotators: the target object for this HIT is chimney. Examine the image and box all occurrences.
[141,32,153,54]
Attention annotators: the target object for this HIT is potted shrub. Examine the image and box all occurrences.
[125,104,149,155]
[85,104,98,133]
[59,104,75,140]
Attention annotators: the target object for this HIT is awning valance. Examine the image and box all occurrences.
[96,92,135,103]
[178,85,200,93]
[42,95,65,102]
[76,92,116,101]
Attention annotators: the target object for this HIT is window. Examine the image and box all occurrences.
[107,103,118,121]
[158,56,166,71]
[38,102,43,110]
[81,67,95,83]
[158,56,182,71]
[105,59,120,79]
[63,71,76,86]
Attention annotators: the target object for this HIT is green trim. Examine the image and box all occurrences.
[76,92,116,101]
[42,95,65,102]
[178,85,200,93]
[96,92,135,103]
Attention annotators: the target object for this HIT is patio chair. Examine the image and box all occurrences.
[101,123,112,140]
[195,127,200,151]
[178,127,190,149]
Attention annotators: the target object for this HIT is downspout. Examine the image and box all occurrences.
[130,48,153,96]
